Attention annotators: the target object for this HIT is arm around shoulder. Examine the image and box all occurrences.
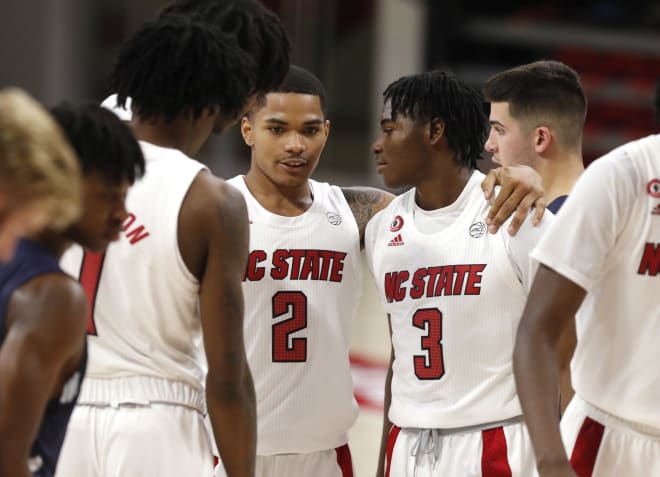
[341,186,394,248]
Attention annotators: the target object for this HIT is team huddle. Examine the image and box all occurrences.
[0,1,658,477]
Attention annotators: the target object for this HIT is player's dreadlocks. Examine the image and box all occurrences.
[160,0,291,94]
[384,70,488,169]
[51,103,145,185]
[111,14,255,123]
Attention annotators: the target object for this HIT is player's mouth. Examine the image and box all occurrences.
[376,161,387,173]
[279,157,308,172]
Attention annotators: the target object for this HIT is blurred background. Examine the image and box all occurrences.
[2,0,659,187]
[2,1,659,474]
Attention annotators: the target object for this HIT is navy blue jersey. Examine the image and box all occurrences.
[0,239,87,477]
[547,194,568,214]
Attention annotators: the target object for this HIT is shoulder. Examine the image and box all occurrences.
[12,273,86,335]
[183,171,248,240]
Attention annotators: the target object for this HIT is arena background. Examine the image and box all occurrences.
[1,1,659,474]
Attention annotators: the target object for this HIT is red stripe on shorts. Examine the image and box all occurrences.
[384,426,401,477]
[570,417,605,477]
[335,444,354,477]
[481,426,513,477]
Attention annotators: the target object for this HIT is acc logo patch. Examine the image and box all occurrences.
[390,215,404,232]
[469,222,487,238]
[326,212,342,225]
[647,179,660,198]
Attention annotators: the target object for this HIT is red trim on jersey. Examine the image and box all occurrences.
[384,426,401,477]
[335,444,354,477]
[570,417,605,477]
[481,426,513,477]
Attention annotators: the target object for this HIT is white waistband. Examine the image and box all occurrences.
[572,395,660,439]
[78,375,206,412]
[406,415,524,436]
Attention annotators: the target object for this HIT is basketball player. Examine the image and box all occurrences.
[0,88,81,262]
[482,60,588,411]
[55,16,258,477]
[231,65,548,477]
[514,134,660,477]
[366,70,554,476]
[0,103,144,477]
[102,0,291,125]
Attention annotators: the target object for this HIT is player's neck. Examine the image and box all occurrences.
[130,116,208,157]
[414,165,473,211]
[243,171,313,217]
[535,151,584,204]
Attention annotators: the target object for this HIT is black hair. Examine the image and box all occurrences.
[111,14,255,123]
[159,0,290,94]
[253,65,327,115]
[383,70,487,169]
[482,60,587,148]
[50,103,145,184]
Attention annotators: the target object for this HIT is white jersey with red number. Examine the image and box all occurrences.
[365,170,551,429]
[60,141,207,409]
[532,134,660,430]
[226,176,361,455]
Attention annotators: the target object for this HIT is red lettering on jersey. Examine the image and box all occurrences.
[328,251,347,282]
[409,269,427,299]
[638,242,660,276]
[384,271,409,303]
[269,249,347,282]
[465,264,486,295]
[452,265,470,295]
[244,250,267,281]
[402,264,488,300]
[270,249,289,280]
[121,213,150,245]
[299,249,319,280]
[434,266,455,296]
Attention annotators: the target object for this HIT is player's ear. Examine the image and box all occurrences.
[323,119,330,139]
[241,116,254,147]
[429,117,445,145]
[534,126,553,154]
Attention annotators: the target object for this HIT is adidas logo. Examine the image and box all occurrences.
[653,203,660,215]
[388,234,405,246]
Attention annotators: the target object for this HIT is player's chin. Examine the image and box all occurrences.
[380,170,404,189]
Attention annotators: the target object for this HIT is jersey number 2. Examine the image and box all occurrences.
[413,308,444,380]
[79,251,105,336]
[272,291,307,362]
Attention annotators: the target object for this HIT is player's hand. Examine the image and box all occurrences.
[537,461,578,477]
[481,165,546,235]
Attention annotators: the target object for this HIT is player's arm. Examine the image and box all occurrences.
[481,165,546,235]
[513,265,583,477]
[341,187,394,249]
[0,276,87,477]
[375,316,394,477]
[189,174,256,477]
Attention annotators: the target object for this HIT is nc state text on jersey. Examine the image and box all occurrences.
[384,264,487,303]
[244,249,348,282]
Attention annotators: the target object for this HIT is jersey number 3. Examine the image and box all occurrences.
[413,308,444,380]
[79,251,106,336]
[272,291,308,362]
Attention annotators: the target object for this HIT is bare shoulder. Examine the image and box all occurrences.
[341,186,394,246]
[11,273,87,340]
[186,171,247,227]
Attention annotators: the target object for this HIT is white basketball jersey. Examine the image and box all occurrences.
[532,134,660,429]
[227,176,361,455]
[60,141,207,408]
[365,171,551,429]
